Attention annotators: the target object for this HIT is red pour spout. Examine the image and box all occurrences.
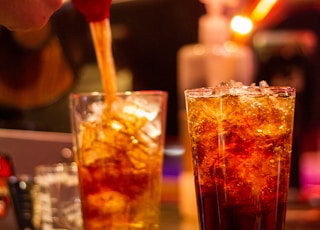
[71,0,113,22]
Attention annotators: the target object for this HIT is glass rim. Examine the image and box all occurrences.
[185,86,296,97]
[69,90,168,98]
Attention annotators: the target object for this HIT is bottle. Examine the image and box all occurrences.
[8,175,35,230]
[177,0,254,220]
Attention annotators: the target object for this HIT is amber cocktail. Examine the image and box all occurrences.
[70,91,167,230]
[185,83,295,230]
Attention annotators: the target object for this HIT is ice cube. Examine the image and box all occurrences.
[126,94,161,121]
[259,80,270,88]
[141,118,161,139]
[87,190,128,214]
[126,147,148,169]
[87,101,105,122]
[125,131,159,170]
[212,80,274,97]
[60,198,83,229]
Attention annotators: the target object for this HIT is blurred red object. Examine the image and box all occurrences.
[0,153,14,218]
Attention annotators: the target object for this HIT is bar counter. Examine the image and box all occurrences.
[159,169,320,230]
[0,132,319,229]
[159,198,320,230]
[1,178,320,229]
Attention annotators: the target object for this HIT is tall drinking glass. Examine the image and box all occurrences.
[69,91,167,230]
[185,84,296,230]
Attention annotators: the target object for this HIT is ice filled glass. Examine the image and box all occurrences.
[33,163,82,230]
[69,91,167,230]
[185,82,296,230]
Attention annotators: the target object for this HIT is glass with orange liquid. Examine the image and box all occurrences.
[185,82,296,230]
[69,91,167,230]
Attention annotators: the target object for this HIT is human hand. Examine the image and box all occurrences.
[0,0,63,31]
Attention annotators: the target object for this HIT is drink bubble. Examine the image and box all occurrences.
[185,82,295,230]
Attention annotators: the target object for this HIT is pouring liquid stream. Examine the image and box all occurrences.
[71,0,117,101]
[90,19,117,101]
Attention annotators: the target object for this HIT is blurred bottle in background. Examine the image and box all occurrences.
[177,0,254,221]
